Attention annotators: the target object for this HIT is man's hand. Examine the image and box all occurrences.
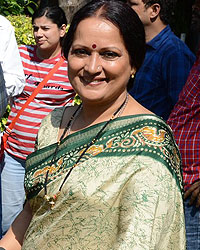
[184,180,200,207]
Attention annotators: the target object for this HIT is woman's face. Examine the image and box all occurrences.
[33,15,66,53]
[68,17,135,105]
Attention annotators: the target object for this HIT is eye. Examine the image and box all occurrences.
[127,1,137,7]
[100,51,119,60]
[43,27,50,31]
[33,26,39,32]
[72,49,90,57]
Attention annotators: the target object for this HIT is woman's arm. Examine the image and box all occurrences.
[113,157,185,250]
[0,202,32,250]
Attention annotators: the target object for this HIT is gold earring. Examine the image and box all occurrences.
[131,73,135,78]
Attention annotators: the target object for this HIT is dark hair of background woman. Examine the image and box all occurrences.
[32,5,68,27]
[63,0,146,89]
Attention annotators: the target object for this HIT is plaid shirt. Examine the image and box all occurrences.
[129,25,195,120]
[0,64,8,118]
[167,49,200,191]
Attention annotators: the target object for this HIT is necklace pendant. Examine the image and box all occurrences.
[51,191,61,203]
[44,194,51,202]
[44,191,61,209]
[49,199,56,209]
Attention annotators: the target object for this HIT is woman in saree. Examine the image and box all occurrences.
[0,0,185,249]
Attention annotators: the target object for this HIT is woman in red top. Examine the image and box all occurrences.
[0,6,75,237]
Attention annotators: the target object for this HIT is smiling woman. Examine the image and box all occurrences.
[67,17,134,107]
[0,1,186,249]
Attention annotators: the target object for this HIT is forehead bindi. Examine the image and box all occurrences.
[92,44,97,49]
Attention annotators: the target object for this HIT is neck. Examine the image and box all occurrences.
[36,45,61,60]
[145,20,167,42]
[77,92,128,128]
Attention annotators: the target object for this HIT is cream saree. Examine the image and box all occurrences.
[23,107,186,250]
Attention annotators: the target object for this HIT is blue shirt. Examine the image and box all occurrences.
[129,25,196,120]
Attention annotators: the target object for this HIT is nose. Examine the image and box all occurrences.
[84,53,102,74]
[35,28,43,38]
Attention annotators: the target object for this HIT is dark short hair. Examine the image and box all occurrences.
[142,0,177,24]
[63,0,146,74]
[32,6,67,27]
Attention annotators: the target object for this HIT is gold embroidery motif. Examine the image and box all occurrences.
[132,126,166,143]
[82,145,104,156]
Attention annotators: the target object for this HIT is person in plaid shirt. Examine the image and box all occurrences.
[167,47,200,250]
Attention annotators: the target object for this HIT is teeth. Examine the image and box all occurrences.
[91,81,100,83]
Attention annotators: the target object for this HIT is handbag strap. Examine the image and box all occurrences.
[4,56,65,138]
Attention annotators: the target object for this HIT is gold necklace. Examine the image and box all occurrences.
[44,93,129,209]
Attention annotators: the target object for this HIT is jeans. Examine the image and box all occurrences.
[184,199,200,250]
[0,151,26,236]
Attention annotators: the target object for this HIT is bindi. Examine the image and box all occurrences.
[92,44,97,49]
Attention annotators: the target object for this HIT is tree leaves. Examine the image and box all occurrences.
[0,0,38,16]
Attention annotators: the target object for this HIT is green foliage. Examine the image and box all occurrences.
[0,105,11,132]
[7,15,35,45]
[73,94,82,106]
[0,0,38,16]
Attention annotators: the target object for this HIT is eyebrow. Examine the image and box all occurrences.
[32,24,51,28]
[72,44,121,50]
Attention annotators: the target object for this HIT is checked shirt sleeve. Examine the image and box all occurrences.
[167,49,200,191]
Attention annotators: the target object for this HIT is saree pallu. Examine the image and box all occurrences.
[23,109,186,250]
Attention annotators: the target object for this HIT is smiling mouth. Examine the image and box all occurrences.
[80,76,108,85]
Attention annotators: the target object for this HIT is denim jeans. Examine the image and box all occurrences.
[184,199,200,250]
[0,151,26,236]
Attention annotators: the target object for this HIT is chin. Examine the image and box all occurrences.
[80,95,105,104]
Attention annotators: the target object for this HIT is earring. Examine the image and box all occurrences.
[131,73,135,78]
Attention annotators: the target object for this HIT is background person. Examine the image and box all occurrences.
[0,1,185,249]
[167,47,200,250]
[0,15,25,117]
[0,14,25,239]
[0,6,75,236]
[126,0,195,120]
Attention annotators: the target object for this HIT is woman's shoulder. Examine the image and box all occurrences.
[127,113,176,149]
[37,107,66,149]
[118,114,183,193]
[120,113,180,164]
[19,44,36,52]
[40,106,67,130]
[19,45,36,59]
[37,106,76,149]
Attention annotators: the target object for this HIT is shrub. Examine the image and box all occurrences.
[0,105,11,132]
[0,0,38,16]
[7,15,35,45]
